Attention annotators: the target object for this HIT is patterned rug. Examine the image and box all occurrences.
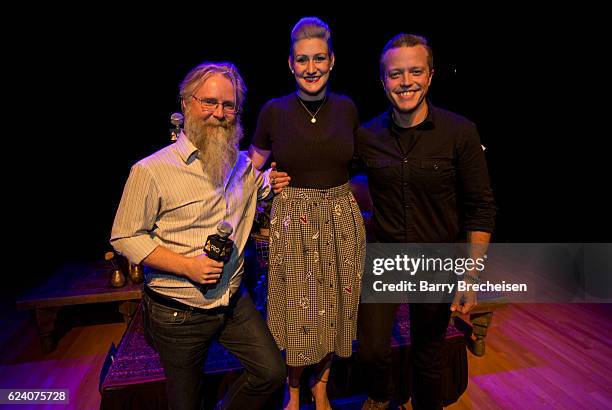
[100,300,463,391]
[100,302,243,390]
[391,304,463,347]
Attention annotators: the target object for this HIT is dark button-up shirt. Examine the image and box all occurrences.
[356,103,496,243]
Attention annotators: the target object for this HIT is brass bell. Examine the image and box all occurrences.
[128,262,144,283]
[110,268,126,287]
[105,251,126,287]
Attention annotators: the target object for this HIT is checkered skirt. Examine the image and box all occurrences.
[266,182,366,366]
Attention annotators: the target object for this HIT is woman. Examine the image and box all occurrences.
[248,17,365,410]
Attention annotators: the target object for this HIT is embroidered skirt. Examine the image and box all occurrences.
[266,182,366,366]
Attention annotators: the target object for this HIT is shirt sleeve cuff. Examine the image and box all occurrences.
[111,235,158,264]
[257,167,273,200]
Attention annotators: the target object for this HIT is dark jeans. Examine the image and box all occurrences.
[358,302,451,410]
[143,289,286,410]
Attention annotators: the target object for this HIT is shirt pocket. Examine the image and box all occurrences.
[366,158,397,186]
[408,158,455,196]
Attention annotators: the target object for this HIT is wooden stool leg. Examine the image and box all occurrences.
[118,300,138,323]
[469,312,493,357]
[34,308,59,354]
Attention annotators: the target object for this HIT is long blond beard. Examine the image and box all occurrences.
[184,109,242,187]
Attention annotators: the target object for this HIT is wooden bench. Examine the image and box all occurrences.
[16,261,143,353]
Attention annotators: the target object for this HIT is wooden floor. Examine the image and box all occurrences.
[0,303,127,410]
[0,303,610,409]
[447,303,612,410]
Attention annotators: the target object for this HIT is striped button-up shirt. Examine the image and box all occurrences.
[111,132,271,308]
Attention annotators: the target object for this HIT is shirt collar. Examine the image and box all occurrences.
[174,131,199,164]
[386,100,436,130]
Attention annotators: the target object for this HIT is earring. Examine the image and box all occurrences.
[291,70,295,74]
[330,66,334,71]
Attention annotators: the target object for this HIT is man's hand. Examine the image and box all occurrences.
[185,254,224,285]
[269,161,291,194]
[451,230,489,314]
[451,289,477,314]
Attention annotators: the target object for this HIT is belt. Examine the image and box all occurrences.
[143,285,240,314]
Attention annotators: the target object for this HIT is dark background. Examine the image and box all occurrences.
[14,11,590,295]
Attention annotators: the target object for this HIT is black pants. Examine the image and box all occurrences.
[358,302,451,410]
[143,289,286,410]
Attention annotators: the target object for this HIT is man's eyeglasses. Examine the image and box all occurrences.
[191,96,238,114]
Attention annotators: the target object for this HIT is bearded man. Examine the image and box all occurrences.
[111,62,286,410]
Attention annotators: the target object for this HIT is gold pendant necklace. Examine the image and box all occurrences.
[297,95,326,124]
